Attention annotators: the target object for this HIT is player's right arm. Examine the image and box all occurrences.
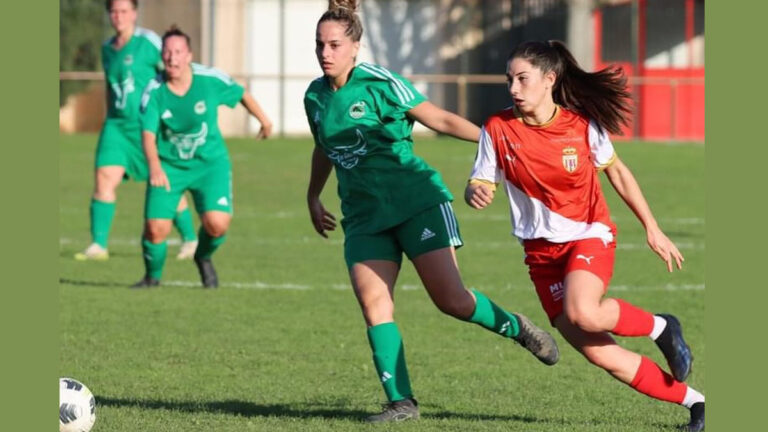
[465,126,500,209]
[304,98,336,238]
[139,78,169,191]
[142,131,170,191]
[307,146,336,238]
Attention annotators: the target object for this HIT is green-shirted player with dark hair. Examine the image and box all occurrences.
[75,0,198,261]
[133,26,273,288]
[304,0,559,423]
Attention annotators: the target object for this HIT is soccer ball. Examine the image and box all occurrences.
[59,378,96,432]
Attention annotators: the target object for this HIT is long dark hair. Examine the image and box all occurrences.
[509,40,632,134]
[318,0,363,42]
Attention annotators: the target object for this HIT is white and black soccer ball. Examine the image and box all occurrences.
[59,378,96,432]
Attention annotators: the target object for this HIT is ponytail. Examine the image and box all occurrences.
[509,40,632,134]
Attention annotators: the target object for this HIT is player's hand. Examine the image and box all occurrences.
[646,227,684,272]
[149,166,171,191]
[464,182,495,209]
[257,121,273,140]
[308,196,336,238]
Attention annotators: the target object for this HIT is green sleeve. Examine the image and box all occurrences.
[214,73,245,108]
[360,65,427,118]
[153,48,163,73]
[304,97,320,146]
[139,81,161,134]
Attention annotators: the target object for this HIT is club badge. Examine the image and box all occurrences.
[348,101,366,119]
[562,147,578,173]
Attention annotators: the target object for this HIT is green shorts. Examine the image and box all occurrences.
[94,119,148,181]
[145,157,233,219]
[344,202,463,268]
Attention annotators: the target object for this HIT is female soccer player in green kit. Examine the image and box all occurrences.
[304,1,559,422]
[132,26,273,288]
[75,0,199,261]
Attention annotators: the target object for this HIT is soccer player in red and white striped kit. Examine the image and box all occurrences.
[466,40,704,431]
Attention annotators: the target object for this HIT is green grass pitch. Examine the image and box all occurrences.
[59,134,704,431]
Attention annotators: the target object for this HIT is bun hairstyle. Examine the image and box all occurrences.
[318,0,363,42]
[162,24,192,49]
[509,40,632,135]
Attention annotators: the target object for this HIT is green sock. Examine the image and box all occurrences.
[90,199,116,248]
[367,322,413,402]
[173,208,198,242]
[142,238,167,280]
[194,228,226,260]
[468,289,520,338]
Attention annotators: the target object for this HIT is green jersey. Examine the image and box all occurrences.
[140,63,245,169]
[102,27,162,120]
[304,62,453,236]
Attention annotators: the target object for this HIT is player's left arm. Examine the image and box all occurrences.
[407,101,480,143]
[604,157,684,272]
[240,92,273,139]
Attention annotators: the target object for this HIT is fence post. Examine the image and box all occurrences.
[670,78,677,143]
[457,75,468,120]
[245,77,252,136]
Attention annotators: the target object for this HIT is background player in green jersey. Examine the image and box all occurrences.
[133,26,273,288]
[75,0,198,262]
[304,1,559,422]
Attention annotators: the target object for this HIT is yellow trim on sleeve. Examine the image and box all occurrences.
[468,178,498,192]
[596,152,617,171]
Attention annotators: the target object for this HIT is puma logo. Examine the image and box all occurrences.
[576,254,594,265]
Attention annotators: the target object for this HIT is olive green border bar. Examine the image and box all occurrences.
[707,1,764,431]
[0,0,59,430]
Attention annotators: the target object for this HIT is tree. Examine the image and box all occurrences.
[60,0,110,106]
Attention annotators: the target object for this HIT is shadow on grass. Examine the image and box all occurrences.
[59,278,129,288]
[96,396,549,423]
[98,397,367,421]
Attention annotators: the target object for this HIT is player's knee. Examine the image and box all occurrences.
[361,296,394,326]
[565,304,602,332]
[203,222,228,238]
[94,171,120,200]
[202,216,230,237]
[581,345,617,371]
[434,293,474,320]
[144,221,171,243]
[93,180,117,201]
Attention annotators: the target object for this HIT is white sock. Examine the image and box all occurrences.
[649,315,667,340]
[682,386,705,408]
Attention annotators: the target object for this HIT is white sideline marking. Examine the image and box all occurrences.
[58,207,704,226]
[59,237,705,251]
[162,280,311,290]
[124,280,704,293]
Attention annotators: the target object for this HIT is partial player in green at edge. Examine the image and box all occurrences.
[132,26,273,288]
[75,0,199,262]
[304,0,559,422]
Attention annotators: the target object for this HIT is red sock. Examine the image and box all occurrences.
[611,298,654,336]
[629,356,687,403]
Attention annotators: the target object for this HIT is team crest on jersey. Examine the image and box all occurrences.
[194,101,207,115]
[562,147,578,173]
[348,101,366,119]
[167,122,208,160]
[123,55,133,66]
[328,129,368,169]
[111,73,135,110]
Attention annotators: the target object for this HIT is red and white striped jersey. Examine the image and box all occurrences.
[470,105,617,243]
